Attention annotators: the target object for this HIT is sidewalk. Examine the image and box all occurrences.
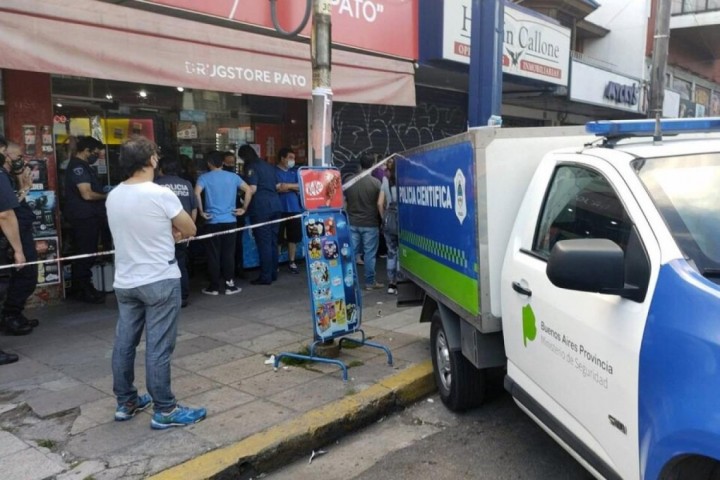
[0,261,434,480]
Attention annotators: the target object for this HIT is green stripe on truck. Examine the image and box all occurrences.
[400,245,479,316]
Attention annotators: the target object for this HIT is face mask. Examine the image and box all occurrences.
[88,153,99,165]
[287,160,295,169]
[222,165,235,172]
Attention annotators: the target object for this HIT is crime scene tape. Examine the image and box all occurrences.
[0,152,404,272]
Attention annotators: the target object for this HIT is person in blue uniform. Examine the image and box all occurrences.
[64,136,107,303]
[237,145,282,285]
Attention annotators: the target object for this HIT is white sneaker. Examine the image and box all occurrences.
[224,280,242,295]
[201,287,219,296]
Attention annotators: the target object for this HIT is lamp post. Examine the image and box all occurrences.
[311,0,333,167]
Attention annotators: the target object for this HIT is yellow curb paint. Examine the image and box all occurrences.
[148,361,435,480]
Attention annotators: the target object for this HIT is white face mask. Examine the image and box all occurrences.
[287,160,295,169]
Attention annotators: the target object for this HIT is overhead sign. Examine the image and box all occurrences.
[442,1,570,86]
[570,61,643,114]
[128,0,418,59]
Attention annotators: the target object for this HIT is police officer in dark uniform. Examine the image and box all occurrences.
[64,136,106,303]
[0,142,38,337]
[237,145,282,285]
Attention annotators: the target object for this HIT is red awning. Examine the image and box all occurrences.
[0,0,415,106]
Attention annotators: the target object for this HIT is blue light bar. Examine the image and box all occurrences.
[586,118,720,137]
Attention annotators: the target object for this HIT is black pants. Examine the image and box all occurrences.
[235,216,245,277]
[251,212,280,283]
[175,243,189,301]
[70,216,101,288]
[3,223,37,316]
[205,223,236,291]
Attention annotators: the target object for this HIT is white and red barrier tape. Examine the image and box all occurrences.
[0,154,400,271]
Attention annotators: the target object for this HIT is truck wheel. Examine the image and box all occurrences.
[431,311,485,411]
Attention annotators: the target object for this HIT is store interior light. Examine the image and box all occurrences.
[56,103,62,108]
[139,90,148,98]
[177,87,184,92]
[105,93,113,100]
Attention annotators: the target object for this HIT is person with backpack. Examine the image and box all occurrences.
[377,157,400,295]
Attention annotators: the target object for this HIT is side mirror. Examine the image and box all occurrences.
[546,239,625,295]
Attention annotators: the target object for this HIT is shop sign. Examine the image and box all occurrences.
[570,61,643,113]
[442,1,570,86]
[180,110,207,123]
[121,0,418,59]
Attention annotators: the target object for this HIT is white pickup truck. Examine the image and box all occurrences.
[396,119,720,480]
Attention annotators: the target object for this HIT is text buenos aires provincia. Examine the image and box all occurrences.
[540,321,613,389]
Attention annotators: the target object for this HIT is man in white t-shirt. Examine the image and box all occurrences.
[107,136,206,430]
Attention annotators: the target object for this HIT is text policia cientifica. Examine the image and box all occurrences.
[398,186,453,209]
[541,321,614,375]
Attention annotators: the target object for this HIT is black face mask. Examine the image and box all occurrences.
[87,154,100,165]
[222,165,235,173]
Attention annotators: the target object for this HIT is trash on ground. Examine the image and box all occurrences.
[308,449,327,464]
[264,355,275,365]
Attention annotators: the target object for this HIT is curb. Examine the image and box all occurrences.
[148,360,435,480]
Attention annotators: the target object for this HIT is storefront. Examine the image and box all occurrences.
[0,0,418,304]
[569,59,645,119]
[419,0,575,126]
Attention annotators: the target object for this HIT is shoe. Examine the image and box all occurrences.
[365,282,384,291]
[181,299,189,308]
[201,287,219,296]
[224,280,242,295]
[356,257,365,265]
[0,316,33,336]
[289,262,300,274]
[115,393,153,421]
[387,284,397,295]
[19,314,39,328]
[0,350,19,365]
[151,404,207,430]
[250,278,272,285]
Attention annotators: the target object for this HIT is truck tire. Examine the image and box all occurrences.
[431,311,486,411]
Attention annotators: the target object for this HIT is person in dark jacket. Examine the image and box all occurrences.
[237,145,282,285]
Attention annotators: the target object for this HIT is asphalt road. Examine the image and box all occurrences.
[267,377,595,480]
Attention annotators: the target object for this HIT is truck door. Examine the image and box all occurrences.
[501,156,659,480]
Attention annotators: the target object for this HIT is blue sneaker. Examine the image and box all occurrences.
[150,404,207,430]
[114,393,153,421]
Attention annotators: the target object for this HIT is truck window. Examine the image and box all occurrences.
[534,165,633,257]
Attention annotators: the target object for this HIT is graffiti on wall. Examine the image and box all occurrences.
[332,100,466,173]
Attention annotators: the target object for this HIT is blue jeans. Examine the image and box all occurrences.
[351,226,379,286]
[112,277,180,413]
[384,232,400,285]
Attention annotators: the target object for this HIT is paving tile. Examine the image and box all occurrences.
[268,375,352,412]
[171,336,227,359]
[232,367,323,398]
[180,313,251,335]
[25,384,109,418]
[205,321,277,344]
[57,460,107,480]
[173,344,254,372]
[234,329,307,354]
[201,354,274,385]
[181,386,256,413]
[171,372,220,399]
[65,414,165,458]
[390,339,432,363]
[190,399,294,446]
[0,430,29,458]
[1,446,66,480]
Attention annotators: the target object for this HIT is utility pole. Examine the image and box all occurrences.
[311,0,333,166]
[648,0,671,140]
[468,0,504,127]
